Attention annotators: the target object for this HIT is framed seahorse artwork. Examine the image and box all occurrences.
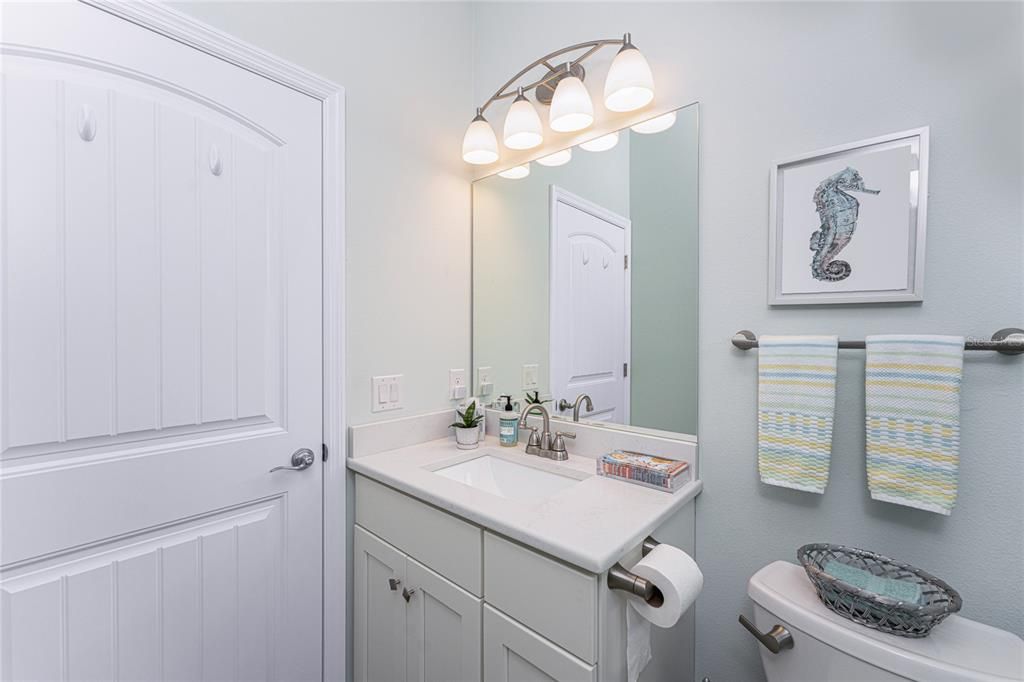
[768,127,929,305]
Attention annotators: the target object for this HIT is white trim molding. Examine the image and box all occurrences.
[78,2,347,679]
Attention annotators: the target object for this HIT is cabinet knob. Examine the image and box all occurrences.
[388,578,401,591]
[402,587,416,603]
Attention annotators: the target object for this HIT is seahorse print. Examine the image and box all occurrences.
[809,166,879,281]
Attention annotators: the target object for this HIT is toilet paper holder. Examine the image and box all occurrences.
[607,536,665,607]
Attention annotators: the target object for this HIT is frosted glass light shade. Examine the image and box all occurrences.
[604,44,655,112]
[579,131,620,152]
[462,110,499,165]
[549,74,594,133]
[498,163,530,179]
[631,111,676,134]
[536,148,572,167]
[503,91,543,150]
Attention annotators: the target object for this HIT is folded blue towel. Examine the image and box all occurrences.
[825,560,922,604]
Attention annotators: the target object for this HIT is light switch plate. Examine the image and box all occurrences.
[522,364,539,390]
[477,366,493,396]
[371,374,403,413]
[449,369,468,400]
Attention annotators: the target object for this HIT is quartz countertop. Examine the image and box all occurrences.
[347,435,702,574]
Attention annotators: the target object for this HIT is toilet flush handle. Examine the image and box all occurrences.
[738,614,794,654]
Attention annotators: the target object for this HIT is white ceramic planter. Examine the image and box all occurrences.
[453,426,480,450]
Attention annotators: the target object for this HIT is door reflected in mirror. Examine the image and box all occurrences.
[472,103,698,438]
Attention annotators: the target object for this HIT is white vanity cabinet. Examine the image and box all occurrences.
[353,473,696,682]
[354,526,482,682]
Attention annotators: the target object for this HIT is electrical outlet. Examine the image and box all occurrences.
[371,375,403,413]
[522,364,539,390]
[449,368,468,400]
[477,366,493,396]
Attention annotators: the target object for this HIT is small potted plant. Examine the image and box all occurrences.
[524,390,551,407]
[450,401,484,450]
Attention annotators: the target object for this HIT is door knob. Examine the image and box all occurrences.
[269,448,315,473]
[738,614,794,654]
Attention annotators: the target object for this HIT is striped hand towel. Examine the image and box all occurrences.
[865,335,964,515]
[757,335,839,493]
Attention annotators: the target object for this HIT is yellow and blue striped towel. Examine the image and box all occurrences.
[757,335,838,493]
[865,335,964,515]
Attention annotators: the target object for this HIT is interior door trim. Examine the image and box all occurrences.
[75,2,347,679]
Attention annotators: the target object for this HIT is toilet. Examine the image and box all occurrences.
[747,561,1024,681]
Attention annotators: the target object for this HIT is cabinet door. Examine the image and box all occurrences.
[354,527,408,682]
[484,606,596,682]
[406,557,482,682]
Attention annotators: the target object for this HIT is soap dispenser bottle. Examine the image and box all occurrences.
[498,395,519,447]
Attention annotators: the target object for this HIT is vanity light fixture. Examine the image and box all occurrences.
[498,163,531,179]
[549,63,594,133]
[462,33,654,165]
[536,149,572,167]
[503,88,543,150]
[604,34,655,112]
[631,110,677,134]
[579,131,620,152]
[462,108,499,165]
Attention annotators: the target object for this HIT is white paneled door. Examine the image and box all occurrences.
[1,4,326,680]
[549,187,631,425]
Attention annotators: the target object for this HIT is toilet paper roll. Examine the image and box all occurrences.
[627,544,703,628]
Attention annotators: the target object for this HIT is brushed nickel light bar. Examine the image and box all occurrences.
[462,34,657,166]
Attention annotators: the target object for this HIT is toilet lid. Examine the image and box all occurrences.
[748,562,1024,682]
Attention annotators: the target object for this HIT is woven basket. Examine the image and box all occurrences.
[797,543,962,638]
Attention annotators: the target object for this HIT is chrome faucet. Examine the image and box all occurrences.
[518,403,574,461]
[557,393,594,422]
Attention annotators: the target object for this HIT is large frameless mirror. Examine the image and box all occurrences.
[472,103,699,438]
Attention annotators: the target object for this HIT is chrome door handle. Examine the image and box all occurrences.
[738,614,794,654]
[269,448,315,473]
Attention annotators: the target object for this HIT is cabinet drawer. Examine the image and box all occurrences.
[356,475,483,595]
[484,532,597,663]
[483,605,595,682]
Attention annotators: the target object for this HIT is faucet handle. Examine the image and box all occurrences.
[551,431,576,456]
[524,426,541,455]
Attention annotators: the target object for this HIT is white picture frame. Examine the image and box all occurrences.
[768,127,929,305]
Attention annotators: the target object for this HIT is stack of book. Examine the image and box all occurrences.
[598,450,691,493]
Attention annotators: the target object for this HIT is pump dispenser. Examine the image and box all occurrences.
[498,395,519,447]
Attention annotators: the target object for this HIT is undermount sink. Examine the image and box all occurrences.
[434,454,582,500]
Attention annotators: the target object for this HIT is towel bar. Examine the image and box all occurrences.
[731,328,1024,355]
[607,536,665,607]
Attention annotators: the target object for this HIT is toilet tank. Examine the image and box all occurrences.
[747,561,1024,682]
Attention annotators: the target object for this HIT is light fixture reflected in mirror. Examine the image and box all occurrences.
[498,163,530,179]
[536,148,572,167]
[462,108,499,165]
[503,89,543,150]
[549,64,594,133]
[604,34,655,112]
[579,131,620,152]
[631,111,676,134]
